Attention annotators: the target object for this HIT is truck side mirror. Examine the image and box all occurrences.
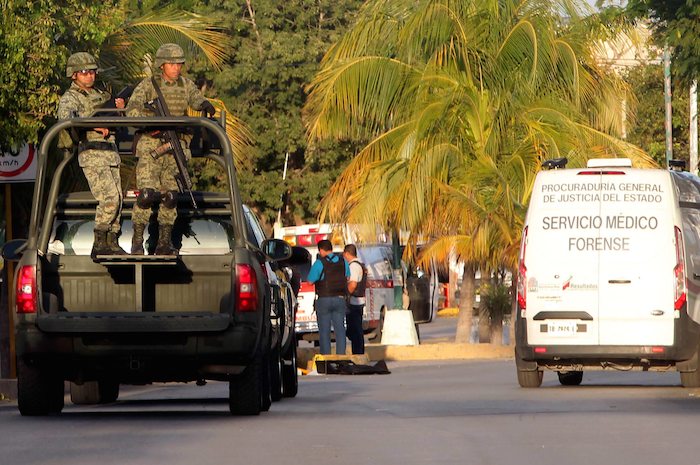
[1,239,27,261]
[261,238,292,261]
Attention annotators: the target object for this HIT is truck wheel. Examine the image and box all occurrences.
[282,332,298,398]
[516,369,543,388]
[99,380,120,403]
[269,346,283,402]
[70,381,101,405]
[229,356,262,416]
[557,371,583,386]
[17,358,64,416]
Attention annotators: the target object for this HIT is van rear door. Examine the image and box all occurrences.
[595,169,676,346]
[525,169,600,346]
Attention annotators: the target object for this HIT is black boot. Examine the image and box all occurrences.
[91,229,111,259]
[154,224,177,255]
[131,223,146,255]
[106,231,127,255]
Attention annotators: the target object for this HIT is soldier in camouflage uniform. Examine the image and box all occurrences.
[57,52,127,259]
[126,43,215,255]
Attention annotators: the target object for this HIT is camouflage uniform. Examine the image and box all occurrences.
[57,52,124,257]
[126,43,211,255]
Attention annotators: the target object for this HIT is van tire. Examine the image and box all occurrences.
[17,358,64,416]
[517,369,543,388]
[557,371,583,386]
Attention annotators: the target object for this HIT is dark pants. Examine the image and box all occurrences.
[346,303,365,355]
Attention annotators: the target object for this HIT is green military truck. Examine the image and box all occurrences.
[2,115,294,415]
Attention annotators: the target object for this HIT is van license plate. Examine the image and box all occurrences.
[547,321,577,336]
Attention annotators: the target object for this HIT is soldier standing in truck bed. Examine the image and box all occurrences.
[57,52,127,259]
[126,43,215,255]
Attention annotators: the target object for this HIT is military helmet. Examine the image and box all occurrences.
[66,52,98,77]
[154,43,186,69]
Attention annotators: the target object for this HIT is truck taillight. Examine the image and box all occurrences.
[674,226,687,310]
[517,227,528,310]
[16,265,37,314]
[236,264,259,312]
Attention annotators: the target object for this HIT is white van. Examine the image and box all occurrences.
[515,158,700,387]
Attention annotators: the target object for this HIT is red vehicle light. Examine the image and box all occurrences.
[651,347,665,353]
[297,234,313,246]
[16,265,37,314]
[314,233,329,244]
[236,264,258,312]
[534,347,547,353]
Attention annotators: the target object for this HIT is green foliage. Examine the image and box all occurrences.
[0,0,123,151]
[195,0,365,228]
[480,282,511,322]
[624,64,690,167]
[625,0,700,84]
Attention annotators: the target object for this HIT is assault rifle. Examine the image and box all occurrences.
[145,96,198,209]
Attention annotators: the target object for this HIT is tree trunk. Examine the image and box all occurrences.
[455,263,476,343]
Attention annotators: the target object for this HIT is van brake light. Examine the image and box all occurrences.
[517,227,528,310]
[236,264,259,312]
[16,265,37,314]
[577,171,626,175]
[674,227,687,311]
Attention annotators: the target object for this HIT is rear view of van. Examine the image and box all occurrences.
[515,158,700,387]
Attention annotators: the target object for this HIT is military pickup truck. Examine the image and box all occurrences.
[2,115,294,415]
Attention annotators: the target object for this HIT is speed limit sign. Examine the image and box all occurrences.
[0,143,37,183]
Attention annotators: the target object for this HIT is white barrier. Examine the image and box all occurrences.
[381,309,419,346]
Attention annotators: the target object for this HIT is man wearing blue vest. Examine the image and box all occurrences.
[308,239,350,355]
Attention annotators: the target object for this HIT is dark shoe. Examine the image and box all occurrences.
[131,223,146,255]
[106,231,127,255]
[154,224,177,255]
[90,229,111,259]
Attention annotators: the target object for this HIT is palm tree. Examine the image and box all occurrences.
[304,0,656,342]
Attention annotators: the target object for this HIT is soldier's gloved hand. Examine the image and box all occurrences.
[200,101,216,117]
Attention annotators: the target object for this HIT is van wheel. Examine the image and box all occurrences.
[680,370,700,388]
[229,356,263,416]
[17,358,64,416]
[282,332,299,398]
[517,369,543,388]
[557,371,583,386]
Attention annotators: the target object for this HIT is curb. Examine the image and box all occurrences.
[298,343,514,369]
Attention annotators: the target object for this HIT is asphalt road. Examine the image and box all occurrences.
[1,359,699,465]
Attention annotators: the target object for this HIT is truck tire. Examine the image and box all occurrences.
[557,371,583,386]
[17,358,64,416]
[517,368,543,388]
[282,332,298,398]
[229,356,263,416]
[99,380,120,403]
[269,346,283,402]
